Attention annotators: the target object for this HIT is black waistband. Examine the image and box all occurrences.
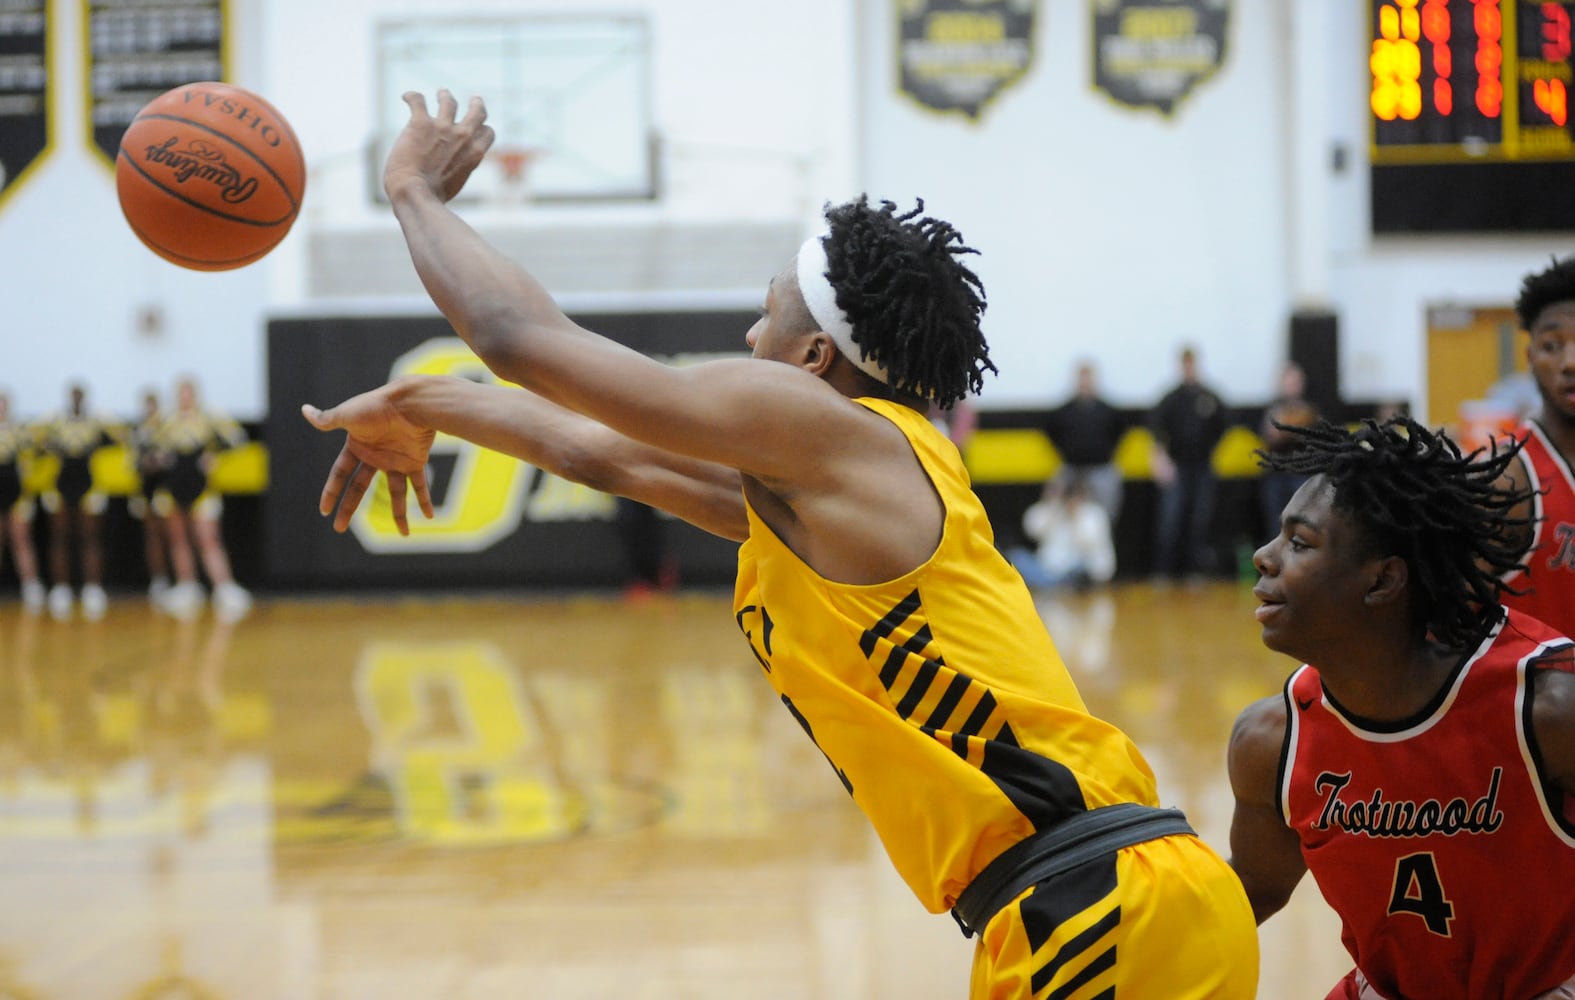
[950,803,1196,938]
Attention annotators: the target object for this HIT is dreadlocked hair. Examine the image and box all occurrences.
[1261,417,1533,650]
[1515,254,1575,331]
[820,196,996,407]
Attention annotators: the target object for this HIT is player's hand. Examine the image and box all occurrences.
[383,89,496,203]
[301,384,438,536]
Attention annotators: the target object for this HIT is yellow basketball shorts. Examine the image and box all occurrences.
[969,833,1259,1000]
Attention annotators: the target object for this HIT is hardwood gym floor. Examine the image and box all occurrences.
[0,582,1347,999]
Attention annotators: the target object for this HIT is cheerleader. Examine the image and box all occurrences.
[129,389,172,604]
[155,378,251,620]
[0,391,43,613]
[36,383,118,621]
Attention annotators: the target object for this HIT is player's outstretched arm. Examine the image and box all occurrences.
[1226,695,1307,925]
[303,375,747,541]
[379,90,869,488]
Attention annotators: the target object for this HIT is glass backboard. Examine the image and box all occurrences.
[376,15,655,203]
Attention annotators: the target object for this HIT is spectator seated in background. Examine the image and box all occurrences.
[1007,472,1116,592]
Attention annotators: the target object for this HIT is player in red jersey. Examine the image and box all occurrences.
[1229,417,1575,1000]
[1499,255,1575,635]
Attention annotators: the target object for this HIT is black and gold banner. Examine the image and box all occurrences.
[898,0,1036,121]
[1091,0,1228,117]
[0,1,48,208]
[84,0,227,165]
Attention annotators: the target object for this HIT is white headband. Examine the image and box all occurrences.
[796,234,888,384]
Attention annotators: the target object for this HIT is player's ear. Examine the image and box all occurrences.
[801,331,837,378]
[1363,555,1408,607]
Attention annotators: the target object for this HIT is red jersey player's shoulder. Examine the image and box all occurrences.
[1503,606,1575,648]
[1228,693,1291,807]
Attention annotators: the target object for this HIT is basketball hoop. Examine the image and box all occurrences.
[489,146,541,205]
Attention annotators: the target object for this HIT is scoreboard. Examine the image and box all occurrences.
[1369,0,1575,232]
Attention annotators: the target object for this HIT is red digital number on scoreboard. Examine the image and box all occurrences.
[1530,2,1572,125]
[1372,0,1575,158]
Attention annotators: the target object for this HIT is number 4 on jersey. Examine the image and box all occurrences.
[1388,852,1455,936]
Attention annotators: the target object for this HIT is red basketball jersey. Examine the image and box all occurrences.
[1280,609,1575,999]
[1501,421,1575,635]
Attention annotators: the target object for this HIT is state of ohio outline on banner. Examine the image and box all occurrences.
[1092,0,1230,117]
[898,0,1037,122]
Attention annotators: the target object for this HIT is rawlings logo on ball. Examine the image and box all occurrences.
[141,137,259,204]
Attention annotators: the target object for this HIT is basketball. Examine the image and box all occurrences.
[115,82,306,272]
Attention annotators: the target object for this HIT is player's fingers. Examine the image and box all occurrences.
[301,403,336,430]
[461,95,488,129]
[412,468,436,520]
[402,91,430,121]
[333,464,378,533]
[470,124,496,159]
[387,473,410,537]
[318,449,358,516]
[436,88,458,123]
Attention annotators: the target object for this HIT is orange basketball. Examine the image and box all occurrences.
[116,82,306,272]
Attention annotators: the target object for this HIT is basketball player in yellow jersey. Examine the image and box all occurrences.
[303,91,1258,997]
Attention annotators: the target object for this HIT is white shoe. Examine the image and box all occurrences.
[148,576,171,604]
[213,582,252,622]
[47,584,72,621]
[160,581,204,620]
[20,579,44,615]
[81,584,108,622]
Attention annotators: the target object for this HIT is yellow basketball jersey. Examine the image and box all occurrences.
[733,397,1159,914]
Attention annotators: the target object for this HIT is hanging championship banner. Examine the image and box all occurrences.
[84,0,228,166]
[1091,0,1229,117]
[0,1,49,209]
[898,0,1037,121]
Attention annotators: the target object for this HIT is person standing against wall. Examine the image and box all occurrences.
[1256,362,1319,542]
[1148,346,1228,581]
[0,391,44,614]
[36,382,117,621]
[1044,361,1126,526]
